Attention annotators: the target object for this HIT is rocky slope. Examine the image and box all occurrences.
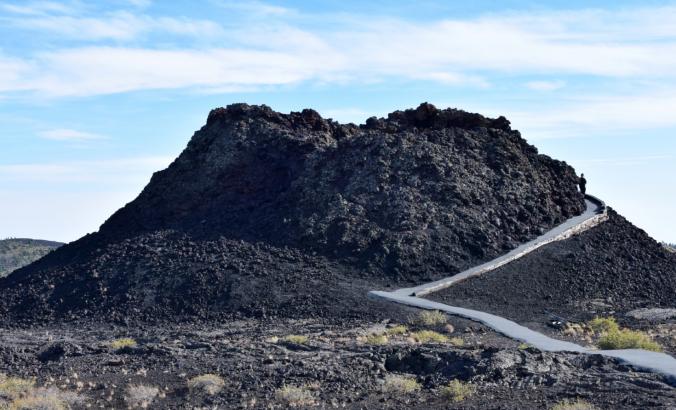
[429,209,676,340]
[0,238,62,277]
[0,103,585,323]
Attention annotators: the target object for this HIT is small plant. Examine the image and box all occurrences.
[385,325,408,336]
[382,375,421,394]
[551,398,597,410]
[0,380,82,410]
[282,335,309,345]
[0,375,35,400]
[440,379,475,402]
[9,394,66,410]
[364,333,389,345]
[109,337,137,351]
[275,385,315,407]
[518,343,530,350]
[187,374,225,395]
[588,317,619,334]
[597,328,662,352]
[409,310,447,327]
[411,330,448,344]
[588,316,662,352]
[125,384,159,409]
[448,337,464,346]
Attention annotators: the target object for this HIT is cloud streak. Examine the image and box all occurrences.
[0,4,675,98]
[0,3,676,136]
[0,156,174,184]
[38,128,106,141]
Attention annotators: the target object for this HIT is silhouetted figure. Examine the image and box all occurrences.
[579,173,587,196]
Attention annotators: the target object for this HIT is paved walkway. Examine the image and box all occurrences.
[369,196,676,383]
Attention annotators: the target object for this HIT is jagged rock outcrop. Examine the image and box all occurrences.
[0,103,585,322]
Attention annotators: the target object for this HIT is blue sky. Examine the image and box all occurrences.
[0,0,675,243]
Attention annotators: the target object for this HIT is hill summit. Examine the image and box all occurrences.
[0,103,585,323]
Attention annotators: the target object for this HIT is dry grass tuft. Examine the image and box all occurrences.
[409,330,464,346]
[409,310,447,327]
[0,376,82,410]
[187,374,225,396]
[551,398,597,410]
[275,385,315,407]
[0,375,35,401]
[440,379,475,402]
[364,334,389,345]
[382,375,421,394]
[109,338,137,351]
[282,335,309,345]
[385,325,408,336]
[125,384,159,409]
[9,393,66,410]
[410,330,452,344]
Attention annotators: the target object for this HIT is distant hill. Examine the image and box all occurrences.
[664,243,676,253]
[0,239,63,277]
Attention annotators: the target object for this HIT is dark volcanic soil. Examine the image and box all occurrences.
[1,316,674,409]
[0,103,585,323]
[428,209,676,350]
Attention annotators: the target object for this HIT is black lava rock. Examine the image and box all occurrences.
[0,103,585,323]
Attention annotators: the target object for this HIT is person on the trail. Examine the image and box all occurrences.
[579,173,587,196]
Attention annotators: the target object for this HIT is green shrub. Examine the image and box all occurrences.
[518,343,530,350]
[275,385,315,407]
[409,310,447,327]
[282,335,309,345]
[109,338,137,350]
[382,375,421,394]
[365,334,389,345]
[597,328,662,352]
[551,398,597,410]
[588,316,662,351]
[588,317,619,334]
[440,379,475,402]
[385,325,408,335]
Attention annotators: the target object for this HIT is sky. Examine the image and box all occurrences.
[0,0,674,244]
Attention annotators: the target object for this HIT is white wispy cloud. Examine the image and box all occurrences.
[0,1,74,16]
[525,80,565,91]
[125,0,152,8]
[0,3,675,132]
[210,0,294,16]
[38,128,106,141]
[4,11,224,41]
[503,91,676,139]
[1,4,675,98]
[21,47,327,96]
[0,156,174,183]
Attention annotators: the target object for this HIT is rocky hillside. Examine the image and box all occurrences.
[0,239,62,277]
[430,209,676,328]
[0,103,585,323]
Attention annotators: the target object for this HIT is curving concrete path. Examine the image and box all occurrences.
[369,195,676,383]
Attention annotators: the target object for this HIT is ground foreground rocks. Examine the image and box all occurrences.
[0,317,673,409]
